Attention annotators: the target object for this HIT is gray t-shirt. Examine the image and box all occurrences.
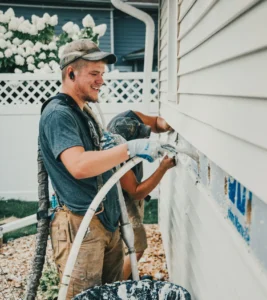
[39,94,120,232]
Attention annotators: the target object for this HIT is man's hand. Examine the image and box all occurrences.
[126,139,166,162]
[156,117,173,133]
[159,155,176,171]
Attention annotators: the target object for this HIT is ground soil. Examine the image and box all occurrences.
[0,224,168,299]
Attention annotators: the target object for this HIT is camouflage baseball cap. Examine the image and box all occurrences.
[60,39,117,70]
[107,117,151,141]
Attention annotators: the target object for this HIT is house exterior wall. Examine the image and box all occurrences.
[114,9,158,70]
[158,1,267,299]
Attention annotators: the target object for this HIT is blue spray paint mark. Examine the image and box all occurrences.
[228,208,250,243]
[237,184,246,216]
[228,178,236,204]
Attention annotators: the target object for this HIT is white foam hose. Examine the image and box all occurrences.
[57,156,143,300]
[115,168,139,281]
[93,100,140,281]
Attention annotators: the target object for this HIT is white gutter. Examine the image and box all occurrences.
[110,9,115,71]
[111,0,155,114]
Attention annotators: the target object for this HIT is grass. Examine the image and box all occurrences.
[0,198,158,241]
[144,199,158,224]
[0,199,38,242]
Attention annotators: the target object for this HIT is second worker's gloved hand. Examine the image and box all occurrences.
[101,131,126,150]
[126,139,166,163]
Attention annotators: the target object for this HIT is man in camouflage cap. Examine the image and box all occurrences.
[106,110,175,279]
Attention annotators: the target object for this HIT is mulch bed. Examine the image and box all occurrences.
[0,224,168,299]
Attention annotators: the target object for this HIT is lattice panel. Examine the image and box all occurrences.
[0,80,61,105]
[99,79,158,103]
[0,78,158,105]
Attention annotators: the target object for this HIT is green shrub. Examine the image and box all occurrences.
[38,262,59,300]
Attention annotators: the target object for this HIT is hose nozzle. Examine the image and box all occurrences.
[161,143,199,163]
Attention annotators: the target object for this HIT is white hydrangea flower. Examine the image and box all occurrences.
[0,26,7,34]
[93,24,107,37]
[58,45,67,59]
[26,56,34,64]
[43,63,53,73]
[41,44,48,51]
[11,45,17,53]
[39,52,46,60]
[48,41,57,51]
[4,31,13,39]
[51,62,60,72]
[18,20,32,34]
[72,34,79,41]
[5,8,15,20]
[25,47,34,56]
[38,61,44,68]
[0,33,3,39]
[12,37,22,46]
[31,15,39,25]
[82,14,95,28]
[15,55,25,66]
[0,51,3,58]
[29,25,38,36]
[4,48,12,58]
[33,42,42,53]
[72,24,80,34]
[0,10,3,15]
[17,47,25,56]
[0,14,9,24]
[37,20,45,31]
[6,40,11,48]
[49,52,56,58]
[62,21,74,34]
[21,40,34,48]
[28,63,36,71]
[8,17,19,31]
[43,13,50,24]
[49,15,58,26]
[15,68,23,74]
[0,39,7,49]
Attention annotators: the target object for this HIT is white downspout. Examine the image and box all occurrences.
[111,0,155,114]
[110,9,115,71]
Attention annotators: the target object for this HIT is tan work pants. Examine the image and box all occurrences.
[50,207,124,299]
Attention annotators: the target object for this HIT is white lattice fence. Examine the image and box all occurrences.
[0,72,159,201]
[0,72,158,106]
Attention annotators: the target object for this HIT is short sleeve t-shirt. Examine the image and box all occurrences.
[39,94,120,232]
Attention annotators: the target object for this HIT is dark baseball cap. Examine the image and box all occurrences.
[60,39,117,70]
[107,117,151,141]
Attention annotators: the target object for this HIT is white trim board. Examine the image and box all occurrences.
[160,100,267,205]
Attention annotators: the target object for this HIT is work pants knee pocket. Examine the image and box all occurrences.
[50,211,72,263]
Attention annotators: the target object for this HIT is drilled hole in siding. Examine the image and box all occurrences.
[246,197,252,225]
[208,164,211,183]
[224,177,228,195]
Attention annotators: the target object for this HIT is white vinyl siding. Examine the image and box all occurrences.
[158,0,267,299]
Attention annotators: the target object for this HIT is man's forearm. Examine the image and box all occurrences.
[72,144,129,179]
[128,166,167,200]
